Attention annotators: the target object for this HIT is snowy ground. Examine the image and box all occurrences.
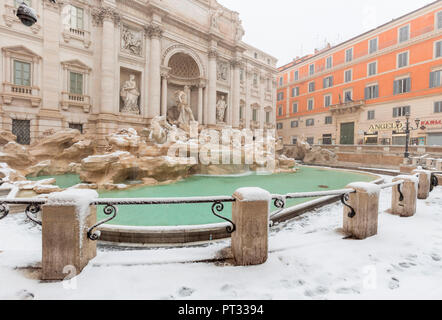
[1,175,442,300]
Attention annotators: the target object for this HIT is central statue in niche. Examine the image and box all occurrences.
[176,86,196,131]
[120,74,140,114]
[216,95,227,124]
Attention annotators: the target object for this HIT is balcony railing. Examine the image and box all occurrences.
[61,92,91,113]
[1,82,41,107]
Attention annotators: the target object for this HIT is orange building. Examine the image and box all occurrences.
[276,1,442,146]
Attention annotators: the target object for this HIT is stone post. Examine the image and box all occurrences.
[391,175,418,217]
[232,188,271,266]
[412,169,432,200]
[343,183,381,240]
[42,205,97,280]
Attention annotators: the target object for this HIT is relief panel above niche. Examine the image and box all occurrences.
[121,25,143,57]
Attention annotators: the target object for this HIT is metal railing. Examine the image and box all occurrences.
[1,175,439,241]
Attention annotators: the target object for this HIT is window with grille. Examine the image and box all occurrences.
[397,52,409,68]
[69,123,83,134]
[393,106,410,118]
[70,6,84,30]
[12,120,31,145]
[399,25,409,43]
[365,85,379,100]
[369,38,378,54]
[69,72,83,94]
[394,78,411,94]
[14,60,31,86]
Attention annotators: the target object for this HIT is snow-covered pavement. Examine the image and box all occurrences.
[1,175,442,300]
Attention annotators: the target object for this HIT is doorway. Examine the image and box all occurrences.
[340,122,355,145]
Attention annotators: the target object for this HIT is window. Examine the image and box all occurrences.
[346,48,353,62]
[278,106,283,116]
[253,74,258,87]
[438,11,442,29]
[254,52,258,59]
[393,106,410,118]
[309,64,315,76]
[308,81,315,92]
[69,123,83,134]
[434,101,442,113]
[368,61,377,76]
[369,38,378,54]
[291,87,299,97]
[240,106,244,120]
[365,84,379,100]
[306,119,315,127]
[399,25,410,43]
[367,110,375,120]
[266,111,271,123]
[435,40,442,58]
[324,95,332,107]
[397,52,409,68]
[430,70,442,88]
[277,92,284,101]
[325,116,332,125]
[277,123,283,130]
[70,5,84,30]
[306,137,314,145]
[279,77,283,86]
[292,103,298,113]
[69,72,83,94]
[252,109,258,121]
[322,134,332,145]
[394,77,411,95]
[291,137,298,144]
[308,99,314,111]
[323,76,333,88]
[294,70,299,81]
[344,90,353,102]
[14,60,31,86]
[344,69,352,83]
[291,121,299,128]
[326,56,333,69]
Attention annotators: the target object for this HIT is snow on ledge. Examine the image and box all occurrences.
[347,182,381,195]
[234,187,271,202]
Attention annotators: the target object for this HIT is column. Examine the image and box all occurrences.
[245,70,252,130]
[100,10,117,114]
[143,26,151,118]
[208,48,218,126]
[148,25,163,118]
[231,60,241,128]
[259,74,266,129]
[198,84,204,124]
[161,75,168,117]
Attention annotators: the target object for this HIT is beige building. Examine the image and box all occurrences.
[0,0,278,146]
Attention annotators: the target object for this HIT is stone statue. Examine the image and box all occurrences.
[176,86,196,131]
[210,8,222,30]
[216,96,227,124]
[235,19,245,42]
[120,75,140,114]
[121,26,142,56]
[217,62,228,81]
[149,116,174,145]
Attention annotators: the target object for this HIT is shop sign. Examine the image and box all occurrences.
[421,119,442,127]
[368,122,403,132]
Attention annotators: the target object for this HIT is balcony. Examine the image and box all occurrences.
[62,27,91,49]
[1,82,41,107]
[61,92,91,113]
[330,100,365,115]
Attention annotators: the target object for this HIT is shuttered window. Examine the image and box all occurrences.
[430,70,442,88]
[437,11,442,29]
[291,121,299,128]
[434,101,442,113]
[294,71,299,81]
[324,95,331,107]
[393,106,410,118]
[368,62,377,76]
[14,60,31,86]
[326,56,333,69]
[436,41,442,58]
[394,78,411,95]
[369,38,378,54]
[309,64,315,76]
[306,119,315,127]
[308,82,315,92]
[365,85,379,100]
[323,76,333,88]
[345,70,352,83]
[346,48,353,62]
[291,87,299,97]
[292,103,298,113]
[308,99,314,111]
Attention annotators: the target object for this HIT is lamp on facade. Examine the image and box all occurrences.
[395,112,424,160]
[16,1,57,27]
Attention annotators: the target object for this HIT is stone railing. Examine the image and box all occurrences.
[61,92,91,113]
[0,170,439,280]
[1,82,41,107]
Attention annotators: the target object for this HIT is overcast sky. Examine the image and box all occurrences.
[218,0,435,67]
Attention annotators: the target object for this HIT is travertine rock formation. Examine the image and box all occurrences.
[283,137,338,166]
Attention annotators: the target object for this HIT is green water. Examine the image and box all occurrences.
[27,174,81,189]
[98,167,375,227]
